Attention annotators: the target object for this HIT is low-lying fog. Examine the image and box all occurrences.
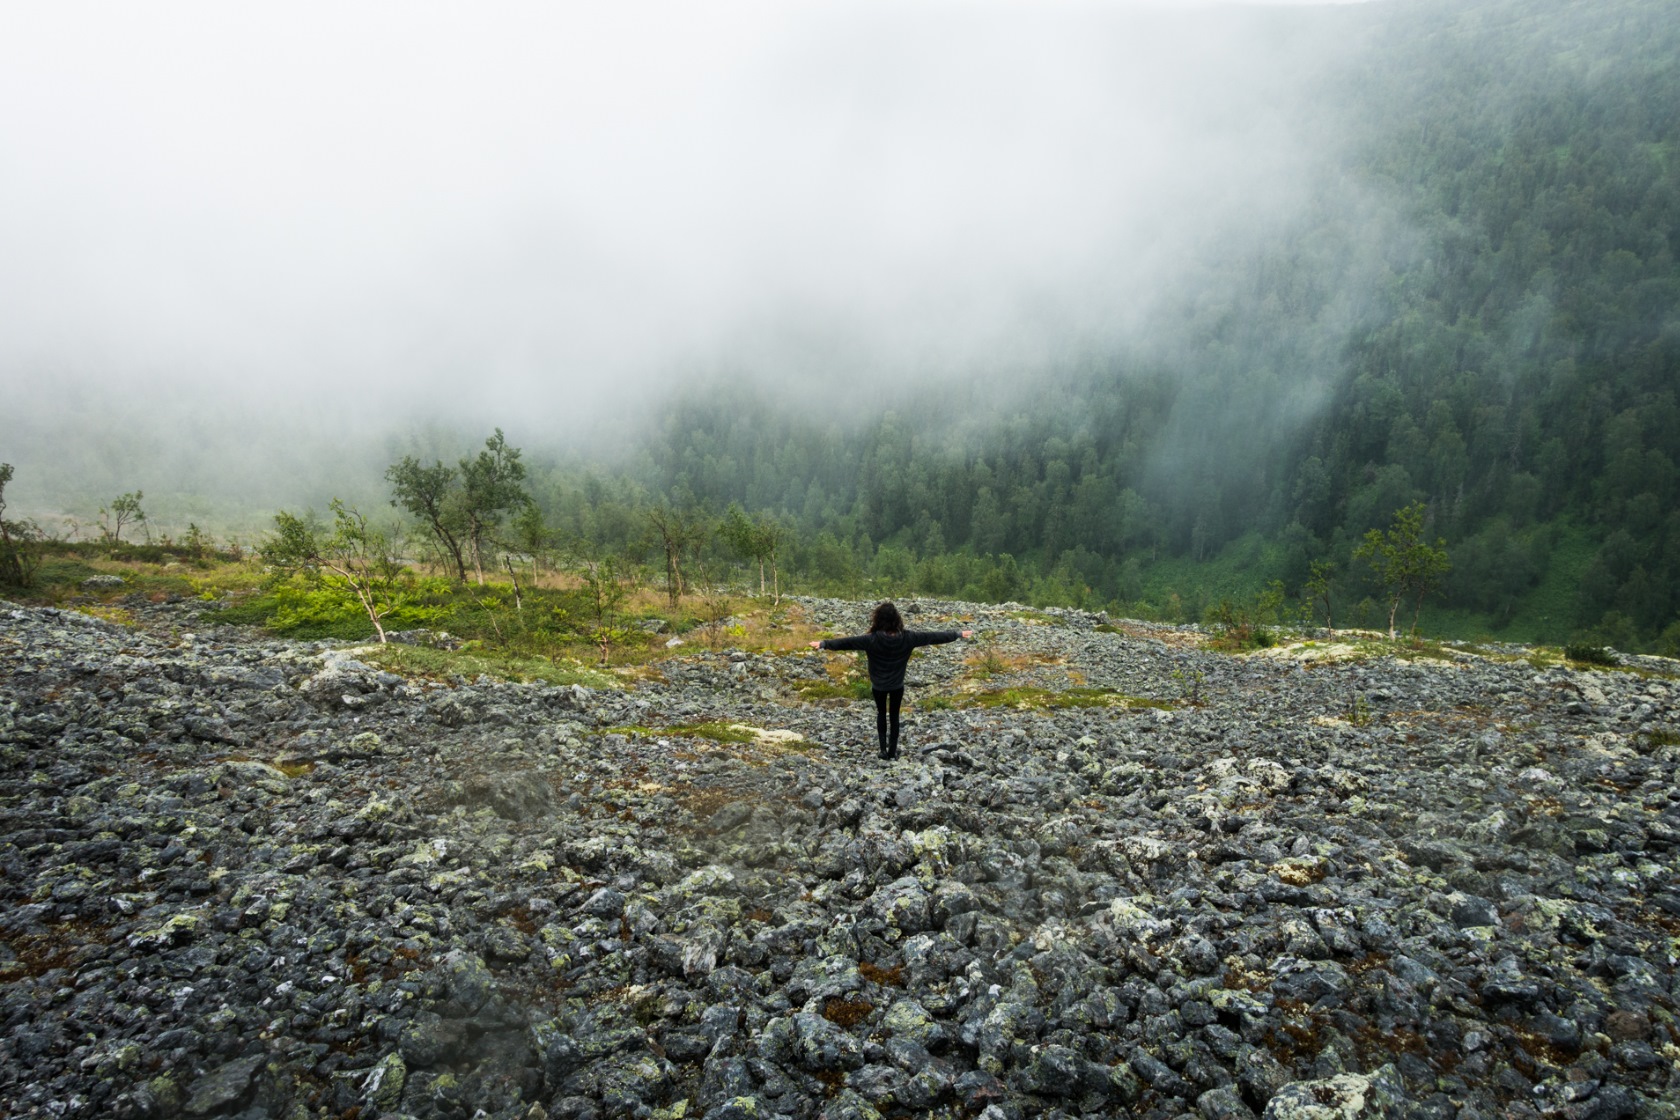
[1,1,1384,523]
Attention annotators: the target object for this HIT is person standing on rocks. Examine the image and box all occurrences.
[810,601,971,760]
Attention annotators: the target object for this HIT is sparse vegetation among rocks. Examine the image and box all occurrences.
[2,591,1678,1120]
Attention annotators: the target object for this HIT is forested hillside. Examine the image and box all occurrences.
[548,0,1679,650]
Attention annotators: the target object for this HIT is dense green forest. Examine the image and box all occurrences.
[6,0,1678,653]
[511,0,1676,651]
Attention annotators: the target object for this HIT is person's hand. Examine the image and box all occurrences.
[961,630,973,639]
[809,640,822,649]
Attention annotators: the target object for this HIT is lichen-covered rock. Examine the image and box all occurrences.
[791,1012,864,1072]
[1261,1065,1407,1120]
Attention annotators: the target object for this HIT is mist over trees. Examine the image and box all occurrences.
[3,0,1676,652]
[582,0,1677,651]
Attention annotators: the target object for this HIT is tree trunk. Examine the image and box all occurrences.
[665,548,682,608]
[431,522,467,582]
[347,583,387,643]
[504,556,523,611]
[1387,597,1400,640]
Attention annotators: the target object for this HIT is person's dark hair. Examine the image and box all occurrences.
[869,601,903,634]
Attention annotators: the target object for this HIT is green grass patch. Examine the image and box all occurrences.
[1382,637,1475,662]
[21,553,203,604]
[1132,532,1287,621]
[962,687,1172,711]
[32,558,100,586]
[205,583,449,641]
[1494,517,1597,645]
[597,721,757,744]
[358,643,619,689]
[71,604,140,627]
[206,594,282,628]
[795,679,874,702]
[1574,661,1679,681]
[1008,609,1065,626]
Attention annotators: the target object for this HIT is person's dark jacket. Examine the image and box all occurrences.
[818,629,961,692]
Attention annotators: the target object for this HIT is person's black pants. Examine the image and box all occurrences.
[873,688,903,756]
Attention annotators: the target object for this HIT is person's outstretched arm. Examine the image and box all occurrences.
[908,629,974,648]
[810,634,871,651]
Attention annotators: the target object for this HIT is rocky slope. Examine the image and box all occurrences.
[2,596,1679,1120]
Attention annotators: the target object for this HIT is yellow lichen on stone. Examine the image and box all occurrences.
[1272,857,1328,886]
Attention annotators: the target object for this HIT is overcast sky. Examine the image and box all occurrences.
[1,0,1381,470]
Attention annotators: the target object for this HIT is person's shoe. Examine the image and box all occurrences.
[877,745,890,760]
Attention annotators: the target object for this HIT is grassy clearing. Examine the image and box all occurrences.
[597,721,821,761]
[795,680,874,702]
[1256,631,1679,681]
[1007,609,1066,626]
[597,721,758,744]
[1495,518,1598,645]
[1132,532,1286,621]
[933,686,1173,712]
[357,643,620,690]
[22,546,221,607]
[1261,632,1518,666]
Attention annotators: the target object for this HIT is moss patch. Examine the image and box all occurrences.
[359,644,619,690]
[795,680,874,702]
[955,687,1173,711]
[598,721,759,745]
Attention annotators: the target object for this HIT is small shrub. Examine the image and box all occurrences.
[968,648,1010,678]
[1347,693,1372,727]
[1564,644,1619,667]
[1204,584,1283,652]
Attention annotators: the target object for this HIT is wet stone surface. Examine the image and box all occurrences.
[2,596,1680,1120]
